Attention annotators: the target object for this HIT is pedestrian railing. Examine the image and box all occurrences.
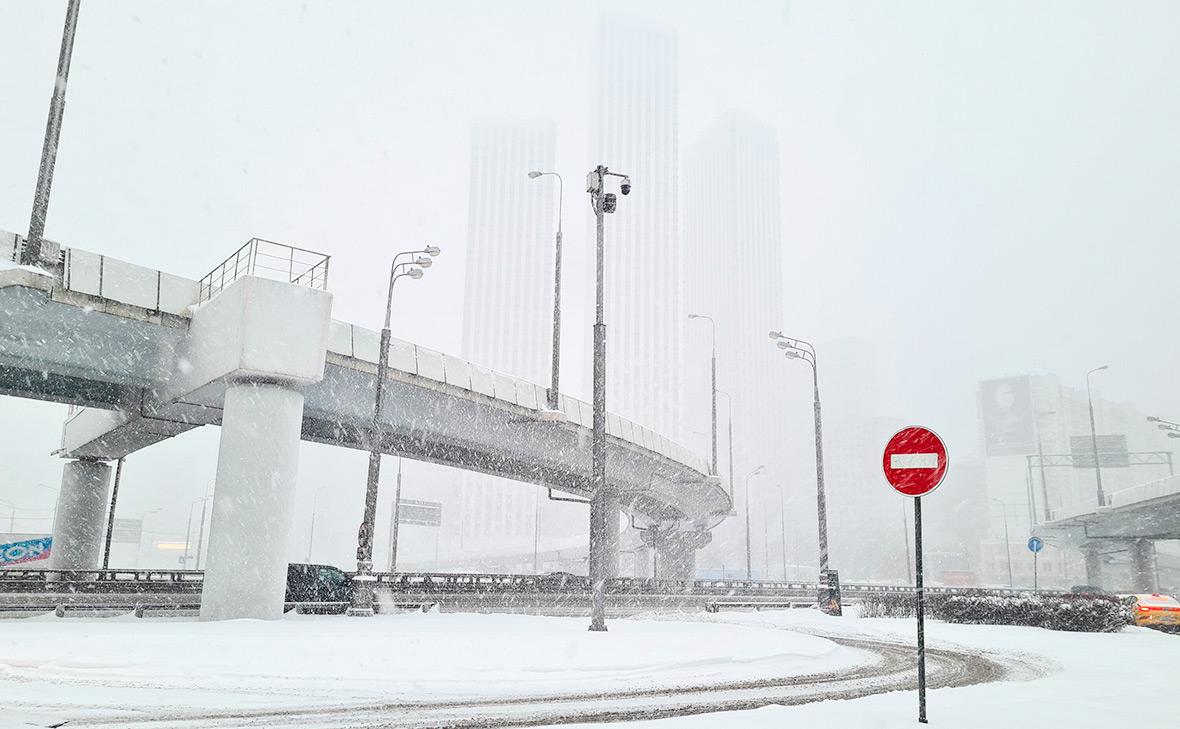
[198,237,330,302]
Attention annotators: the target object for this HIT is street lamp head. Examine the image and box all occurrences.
[1147,416,1160,422]
[776,340,790,350]
[408,268,424,280]
[1169,432,1180,439]
[769,330,785,340]
[415,256,432,268]
[424,245,441,256]
[527,170,543,179]
[783,350,802,360]
[688,313,701,320]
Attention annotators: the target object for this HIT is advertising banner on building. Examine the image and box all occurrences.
[397,499,442,527]
[980,376,1036,456]
[0,535,53,568]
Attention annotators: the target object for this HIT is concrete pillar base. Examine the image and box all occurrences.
[1131,539,1157,593]
[49,459,113,577]
[1083,545,1102,589]
[199,382,305,621]
[643,529,711,582]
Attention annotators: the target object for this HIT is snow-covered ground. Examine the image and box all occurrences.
[1,608,1174,728]
[0,611,865,727]
[553,608,1180,729]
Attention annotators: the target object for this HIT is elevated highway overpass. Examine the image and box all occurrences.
[0,230,730,619]
[1040,473,1180,592]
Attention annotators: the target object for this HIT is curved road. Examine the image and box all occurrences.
[66,630,1040,729]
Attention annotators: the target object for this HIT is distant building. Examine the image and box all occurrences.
[590,15,683,441]
[976,373,1175,587]
[681,112,788,571]
[457,122,557,553]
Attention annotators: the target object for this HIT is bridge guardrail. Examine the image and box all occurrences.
[0,569,1064,599]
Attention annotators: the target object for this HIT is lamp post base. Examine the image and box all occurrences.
[347,562,377,617]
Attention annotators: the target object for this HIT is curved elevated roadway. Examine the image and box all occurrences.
[0,231,729,619]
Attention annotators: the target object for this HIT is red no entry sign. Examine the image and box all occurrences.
[883,426,948,497]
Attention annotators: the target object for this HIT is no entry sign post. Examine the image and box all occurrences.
[883,426,949,725]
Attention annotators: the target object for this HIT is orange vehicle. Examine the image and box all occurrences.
[1131,594,1180,630]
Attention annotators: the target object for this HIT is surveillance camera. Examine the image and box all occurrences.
[620,178,631,195]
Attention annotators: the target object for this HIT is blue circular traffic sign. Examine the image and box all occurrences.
[1027,536,1044,553]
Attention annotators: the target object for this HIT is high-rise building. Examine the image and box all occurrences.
[976,373,1174,587]
[457,122,557,552]
[590,15,682,440]
[682,112,788,571]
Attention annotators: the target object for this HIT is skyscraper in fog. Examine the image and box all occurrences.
[682,113,788,569]
[683,113,786,476]
[462,122,557,381]
[591,15,682,440]
[458,122,556,550]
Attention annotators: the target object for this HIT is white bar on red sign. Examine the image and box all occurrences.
[890,453,939,469]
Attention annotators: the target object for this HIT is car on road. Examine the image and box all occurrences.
[285,563,353,612]
[1130,593,1180,630]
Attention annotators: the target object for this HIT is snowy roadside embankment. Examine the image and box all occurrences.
[552,608,1179,729]
[0,611,867,726]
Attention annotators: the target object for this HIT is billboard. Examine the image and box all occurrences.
[0,536,53,568]
[1070,434,1130,468]
[397,499,442,527]
[110,518,142,544]
[980,376,1036,456]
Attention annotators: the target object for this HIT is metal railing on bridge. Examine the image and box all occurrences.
[198,238,330,302]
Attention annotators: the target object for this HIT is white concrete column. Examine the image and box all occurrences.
[200,381,305,621]
[49,459,112,575]
[655,532,702,582]
[1131,539,1157,593]
[602,493,620,579]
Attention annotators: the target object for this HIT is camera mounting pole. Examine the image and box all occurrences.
[586,165,630,632]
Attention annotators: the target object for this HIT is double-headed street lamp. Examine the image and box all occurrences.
[528,171,564,411]
[349,245,441,617]
[586,164,631,633]
[744,465,765,580]
[1147,415,1180,440]
[717,389,735,500]
[769,331,832,578]
[1086,365,1109,508]
[688,313,718,475]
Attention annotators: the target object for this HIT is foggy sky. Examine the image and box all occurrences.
[2,1,1178,567]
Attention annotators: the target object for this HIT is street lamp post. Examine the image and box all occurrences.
[134,507,162,568]
[306,486,328,563]
[688,314,718,475]
[348,246,440,617]
[776,484,788,581]
[1034,410,1056,521]
[182,495,208,569]
[744,465,764,580]
[717,389,735,501]
[586,164,631,633]
[990,499,1014,588]
[769,331,831,579]
[21,0,82,266]
[528,171,564,412]
[1086,365,1109,508]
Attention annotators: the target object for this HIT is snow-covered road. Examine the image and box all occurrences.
[0,610,1027,729]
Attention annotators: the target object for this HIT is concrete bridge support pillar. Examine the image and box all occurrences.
[643,528,711,582]
[199,381,306,621]
[1131,539,1157,593]
[602,492,620,579]
[1083,544,1103,588]
[49,459,112,576]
